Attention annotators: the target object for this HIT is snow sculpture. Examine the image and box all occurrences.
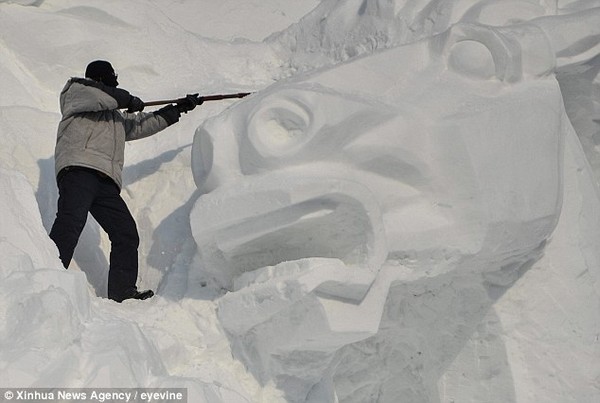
[189,7,600,403]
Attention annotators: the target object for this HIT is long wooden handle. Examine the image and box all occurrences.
[143,92,252,107]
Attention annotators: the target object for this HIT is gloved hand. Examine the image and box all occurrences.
[176,93,202,114]
[127,96,145,113]
[154,105,180,126]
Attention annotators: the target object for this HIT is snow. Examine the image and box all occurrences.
[0,1,599,402]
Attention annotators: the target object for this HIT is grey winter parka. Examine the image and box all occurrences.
[54,78,171,189]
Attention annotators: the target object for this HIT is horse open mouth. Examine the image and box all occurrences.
[190,174,387,288]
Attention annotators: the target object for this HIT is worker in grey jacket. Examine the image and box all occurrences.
[49,60,199,302]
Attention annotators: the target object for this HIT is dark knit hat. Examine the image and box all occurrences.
[85,60,118,87]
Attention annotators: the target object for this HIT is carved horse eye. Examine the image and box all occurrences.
[246,96,313,160]
[432,23,526,83]
[448,40,496,80]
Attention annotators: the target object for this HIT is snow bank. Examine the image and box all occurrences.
[0,168,90,384]
[0,170,263,401]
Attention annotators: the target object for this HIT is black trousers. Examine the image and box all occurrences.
[49,167,140,300]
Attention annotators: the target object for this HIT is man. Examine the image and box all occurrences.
[49,60,199,302]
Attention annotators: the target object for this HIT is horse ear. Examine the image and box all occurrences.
[530,9,600,70]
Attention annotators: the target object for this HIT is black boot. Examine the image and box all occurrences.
[112,289,154,303]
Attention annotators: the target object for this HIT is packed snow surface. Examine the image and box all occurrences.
[1,1,599,402]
